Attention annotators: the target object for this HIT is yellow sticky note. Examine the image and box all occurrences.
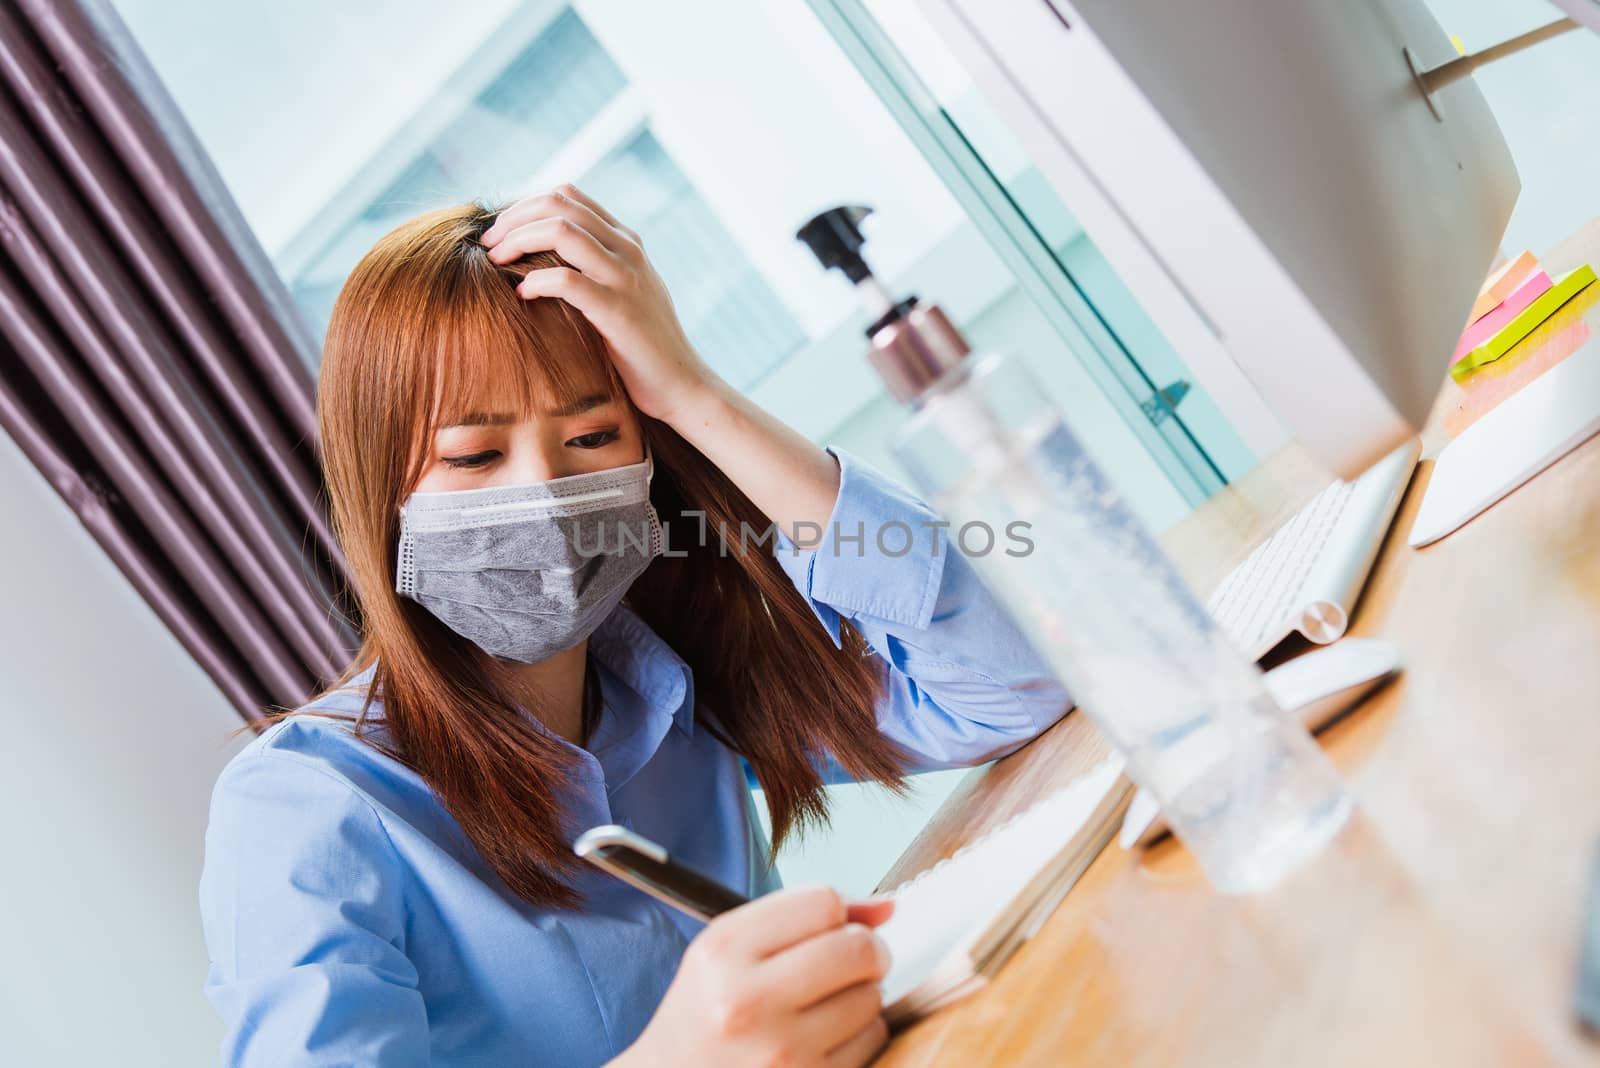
[1452,264,1598,379]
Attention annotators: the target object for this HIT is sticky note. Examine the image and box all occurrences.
[1451,264,1598,379]
[1451,270,1553,365]
[1469,251,1539,324]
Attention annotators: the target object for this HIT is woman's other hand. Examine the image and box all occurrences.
[480,183,720,427]
[615,885,895,1068]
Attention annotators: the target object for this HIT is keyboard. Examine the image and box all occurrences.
[1207,439,1421,660]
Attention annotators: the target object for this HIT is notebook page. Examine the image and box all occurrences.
[875,755,1127,1009]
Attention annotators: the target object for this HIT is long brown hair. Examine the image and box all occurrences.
[306,201,912,908]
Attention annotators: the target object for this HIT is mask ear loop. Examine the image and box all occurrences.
[636,434,664,557]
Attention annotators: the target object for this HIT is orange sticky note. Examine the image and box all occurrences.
[1469,251,1539,324]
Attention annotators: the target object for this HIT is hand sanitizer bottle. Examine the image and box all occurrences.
[797,206,1352,892]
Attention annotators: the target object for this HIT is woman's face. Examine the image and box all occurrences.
[412,377,643,494]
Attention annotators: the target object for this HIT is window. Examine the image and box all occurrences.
[110,0,1237,532]
[270,7,804,392]
[283,8,631,334]
[578,127,808,391]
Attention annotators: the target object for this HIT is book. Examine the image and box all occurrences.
[872,755,1133,1026]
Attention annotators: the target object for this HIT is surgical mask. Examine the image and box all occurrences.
[395,447,664,663]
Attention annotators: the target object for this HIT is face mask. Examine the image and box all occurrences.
[395,447,664,664]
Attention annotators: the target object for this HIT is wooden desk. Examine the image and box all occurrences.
[874,218,1600,1067]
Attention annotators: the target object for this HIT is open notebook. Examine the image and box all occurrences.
[872,755,1133,1026]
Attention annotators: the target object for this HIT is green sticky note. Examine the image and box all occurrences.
[1452,263,1598,379]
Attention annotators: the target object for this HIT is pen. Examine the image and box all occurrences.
[575,824,751,922]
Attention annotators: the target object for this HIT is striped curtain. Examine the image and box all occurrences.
[0,0,356,718]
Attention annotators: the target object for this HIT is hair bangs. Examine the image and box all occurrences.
[425,251,626,439]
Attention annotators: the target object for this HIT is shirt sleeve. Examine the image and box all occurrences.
[771,445,1071,783]
[198,749,429,1067]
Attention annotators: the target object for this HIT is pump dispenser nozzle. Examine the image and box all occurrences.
[795,204,875,284]
[796,204,971,405]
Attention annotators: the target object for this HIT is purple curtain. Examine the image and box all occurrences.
[0,0,358,718]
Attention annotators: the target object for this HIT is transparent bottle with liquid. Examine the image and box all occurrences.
[895,351,1352,892]
[797,206,1352,893]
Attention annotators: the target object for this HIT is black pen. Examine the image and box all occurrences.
[575,824,751,922]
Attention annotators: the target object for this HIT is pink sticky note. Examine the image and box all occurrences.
[1451,270,1554,365]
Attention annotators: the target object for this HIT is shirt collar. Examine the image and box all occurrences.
[586,600,695,739]
[313,604,696,742]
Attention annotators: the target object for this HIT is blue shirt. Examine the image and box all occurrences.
[198,446,1069,1067]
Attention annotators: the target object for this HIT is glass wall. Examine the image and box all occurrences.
[813,0,1255,500]
[283,7,633,340]
[109,0,1242,534]
[279,8,806,393]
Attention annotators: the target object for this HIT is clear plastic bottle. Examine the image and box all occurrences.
[797,205,1353,893]
[893,351,1352,893]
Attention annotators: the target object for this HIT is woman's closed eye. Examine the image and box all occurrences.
[441,449,501,469]
[566,429,619,449]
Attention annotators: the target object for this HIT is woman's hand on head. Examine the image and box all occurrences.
[481,184,723,428]
[614,885,895,1068]
[483,186,846,547]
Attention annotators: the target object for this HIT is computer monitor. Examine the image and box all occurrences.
[917,0,1521,480]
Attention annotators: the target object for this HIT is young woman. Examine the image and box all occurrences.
[198,183,1069,1067]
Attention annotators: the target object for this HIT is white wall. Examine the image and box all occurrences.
[0,432,243,1065]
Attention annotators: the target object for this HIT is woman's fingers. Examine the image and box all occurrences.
[515,266,617,316]
[825,1012,892,1068]
[667,888,893,1068]
[846,896,895,928]
[482,187,632,256]
[793,980,884,1051]
[702,885,850,963]
[487,216,621,282]
[760,921,891,1010]
[481,190,585,245]
[555,183,641,245]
